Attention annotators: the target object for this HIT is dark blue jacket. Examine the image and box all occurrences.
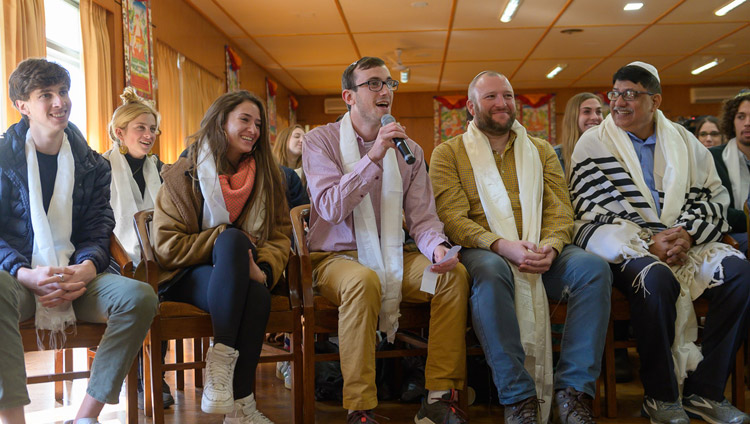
[0,118,115,276]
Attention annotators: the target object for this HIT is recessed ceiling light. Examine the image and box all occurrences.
[546,64,567,79]
[691,58,724,75]
[410,1,429,7]
[715,0,746,16]
[624,3,643,11]
[499,0,522,23]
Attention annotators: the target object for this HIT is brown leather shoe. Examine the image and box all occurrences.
[504,396,541,424]
[555,387,595,424]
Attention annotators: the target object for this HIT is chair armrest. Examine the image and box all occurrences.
[722,234,740,251]
[109,233,134,276]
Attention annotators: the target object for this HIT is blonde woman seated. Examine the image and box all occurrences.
[273,124,304,178]
[558,93,604,178]
[104,87,163,269]
[153,90,291,424]
[103,87,174,409]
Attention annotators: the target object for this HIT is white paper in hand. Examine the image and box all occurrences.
[420,245,462,294]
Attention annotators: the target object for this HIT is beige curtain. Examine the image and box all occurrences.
[0,0,46,128]
[181,58,222,142]
[80,0,112,153]
[155,42,181,164]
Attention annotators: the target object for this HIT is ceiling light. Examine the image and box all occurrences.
[546,64,567,79]
[691,58,724,75]
[715,0,746,16]
[624,3,643,10]
[499,0,522,23]
[410,1,429,7]
[400,68,411,83]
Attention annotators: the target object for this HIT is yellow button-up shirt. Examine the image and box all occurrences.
[429,131,573,254]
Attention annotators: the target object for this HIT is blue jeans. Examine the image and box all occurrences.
[463,245,612,404]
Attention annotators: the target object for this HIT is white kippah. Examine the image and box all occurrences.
[627,61,660,83]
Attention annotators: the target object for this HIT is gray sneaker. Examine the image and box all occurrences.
[641,396,689,424]
[683,394,750,424]
[504,396,541,424]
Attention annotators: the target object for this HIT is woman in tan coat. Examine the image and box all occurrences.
[153,90,290,423]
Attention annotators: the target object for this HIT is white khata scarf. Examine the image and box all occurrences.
[25,131,77,349]
[339,112,404,343]
[462,119,553,420]
[196,141,265,239]
[721,138,750,210]
[108,147,161,265]
[570,111,742,387]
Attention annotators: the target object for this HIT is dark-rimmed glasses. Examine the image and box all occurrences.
[354,79,399,92]
[607,89,655,101]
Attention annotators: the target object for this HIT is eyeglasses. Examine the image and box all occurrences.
[698,131,721,138]
[607,89,655,101]
[354,79,399,92]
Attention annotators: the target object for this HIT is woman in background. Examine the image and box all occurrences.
[559,93,604,179]
[273,124,304,178]
[153,90,290,423]
[694,116,725,148]
[104,87,173,410]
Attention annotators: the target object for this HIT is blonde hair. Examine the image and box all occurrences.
[108,86,161,146]
[186,90,285,243]
[273,124,304,168]
[560,93,602,181]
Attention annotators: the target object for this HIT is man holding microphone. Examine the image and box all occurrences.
[302,56,469,424]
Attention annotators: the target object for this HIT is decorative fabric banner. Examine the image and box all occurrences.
[122,0,154,99]
[289,94,298,126]
[225,45,241,92]
[433,95,469,145]
[266,77,278,144]
[515,94,555,143]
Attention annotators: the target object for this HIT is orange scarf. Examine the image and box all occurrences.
[219,156,256,222]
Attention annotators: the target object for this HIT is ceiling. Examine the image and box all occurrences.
[186,0,750,95]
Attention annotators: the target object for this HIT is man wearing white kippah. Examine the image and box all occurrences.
[569,61,750,424]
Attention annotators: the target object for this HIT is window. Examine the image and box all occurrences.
[45,0,86,132]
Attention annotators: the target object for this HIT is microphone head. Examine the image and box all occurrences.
[380,114,396,126]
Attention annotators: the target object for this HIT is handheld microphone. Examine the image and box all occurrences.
[380,114,416,165]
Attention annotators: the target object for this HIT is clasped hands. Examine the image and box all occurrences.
[491,239,557,274]
[648,226,693,266]
[16,260,97,308]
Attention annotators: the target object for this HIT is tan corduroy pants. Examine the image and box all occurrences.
[311,249,469,411]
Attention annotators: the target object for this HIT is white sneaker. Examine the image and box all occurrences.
[202,343,240,414]
[223,393,275,424]
[275,361,292,390]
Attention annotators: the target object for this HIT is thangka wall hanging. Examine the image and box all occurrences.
[433,95,468,145]
[515,93,555,143]
[225,46,241,92]
[289,94,298,126]
[266,78,278,144]
[122,0,154,99]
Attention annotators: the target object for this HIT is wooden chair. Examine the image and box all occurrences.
[289,204,470,423]
[134,209,304,424]
[604,234,746,417]
[21,233,139,423]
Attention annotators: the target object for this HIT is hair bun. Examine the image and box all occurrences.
[120,86,156,109]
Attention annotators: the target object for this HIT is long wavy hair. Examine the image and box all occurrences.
[560,93,603,181]
[272,124,304,168]
[186,90,284,242]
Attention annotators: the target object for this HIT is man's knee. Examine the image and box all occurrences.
[340,267,382,306]
[467,253,514,297]
[637,263,680,300]
[437,263,469,299]
[568,253,612,298]
[119,278,158,318]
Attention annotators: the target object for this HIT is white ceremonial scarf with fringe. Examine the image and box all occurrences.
[462,119,553,420]
[196,141,265,239]
[25,131,76,349]
[339,112,404,343]
[108,148,161,265]
[570,111,742,388]
[721,138,750,210]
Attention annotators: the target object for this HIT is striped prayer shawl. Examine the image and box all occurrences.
[569,112,742,387]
